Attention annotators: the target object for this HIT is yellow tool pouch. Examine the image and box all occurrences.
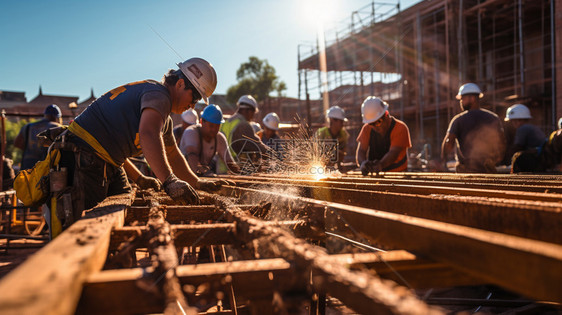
[14,149,61,207]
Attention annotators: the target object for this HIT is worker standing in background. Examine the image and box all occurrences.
[173,108,198,143]
[49,58,229,228]
[218,95,269,173]
[316,106,349,169]
[356,97,411,175]
[179,104,239,176]
[503,104,545,163]
[441,83,505,173]
[14,104,63,170]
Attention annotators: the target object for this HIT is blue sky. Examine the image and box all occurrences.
[0,0,419,103]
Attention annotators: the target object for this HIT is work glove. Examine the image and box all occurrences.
[196,179,236,192]
[163,174,200,205]
[136,174,162,191]
[360,160,374,176]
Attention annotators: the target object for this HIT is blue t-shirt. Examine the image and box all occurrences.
[73,80,172,165]
[513,123,546,150]
[20,119,61,169]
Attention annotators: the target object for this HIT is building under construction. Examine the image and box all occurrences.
[298,0,561,156]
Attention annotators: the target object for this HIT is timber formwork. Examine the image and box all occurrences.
[0,173,561,314]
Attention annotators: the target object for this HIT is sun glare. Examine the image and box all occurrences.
[298,0,339,31]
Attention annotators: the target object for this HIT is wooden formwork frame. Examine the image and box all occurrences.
[0,172,561,314]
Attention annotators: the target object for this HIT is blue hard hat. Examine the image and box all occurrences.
[44,104,61,118]
[201,104,225,125]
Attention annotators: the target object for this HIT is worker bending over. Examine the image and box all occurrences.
[356,97,411,175]
[441,83,505,173]
[512,128,562,173]
[179,104,239,176]
[316,106,349,169]
[50,58,229,227]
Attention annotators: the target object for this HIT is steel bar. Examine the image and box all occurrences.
[226,186,562,303]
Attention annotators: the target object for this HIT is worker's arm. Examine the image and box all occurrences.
[441,132,456,161]
[138,108,175,183]
[356,140,369,166]
[166,140,199,187]
[123,158,161,190]
[373,146,402,172]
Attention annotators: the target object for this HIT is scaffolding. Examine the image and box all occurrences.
[297,0,559,157]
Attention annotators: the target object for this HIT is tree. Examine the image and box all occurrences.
[226,56,287,105]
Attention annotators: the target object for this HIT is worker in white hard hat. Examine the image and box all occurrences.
[173,108,198,143]
[41,57,231,231]
[503,104,546,164]
[180,104,239,176]
[356,97,412,175]
[218,95,269,173]
[316,106,349,168]
[558,117,562,130]
[441,83,505,173]
[260,112,281,150]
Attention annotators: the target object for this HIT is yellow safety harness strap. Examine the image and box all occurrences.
[67,122,121,167]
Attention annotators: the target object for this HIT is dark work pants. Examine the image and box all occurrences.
[57,137,131,226]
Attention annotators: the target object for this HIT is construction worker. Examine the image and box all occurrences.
[503,104,545,163]
[173,108,198,143]
[512,128,562,173]
[14,104,63,170]
[261,112,281,149]
[356,97,411,175]
[50,58,229,227]
[441,83,505,173]
[179,104,239,175]
[316,106,349,168]
[219,95,269,173]
[558,117,562,130]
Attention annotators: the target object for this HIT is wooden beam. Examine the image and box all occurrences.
[205,193,444,315]
[229,186,562,302]
[110,220,314,250]
[126,205,225,224]
[0,192,133,315]
[77,258,298,315]
[225,183,562,245]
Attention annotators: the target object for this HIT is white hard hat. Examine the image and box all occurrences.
[456,83,483,100]
[361,96,389,124]
[558,117,562,129]
[181,108,198,125]
[262,112,280,131]
[237,95,259,112]
[326,106,348,122]
[177,57,217,105]
[250,122,263,134]
[505,104,532,121]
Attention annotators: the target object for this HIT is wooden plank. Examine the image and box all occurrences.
[126,205,225,224]
[110,220,314,250]
[224,184,562,244]
[205,193,443,315]
[0,192,133,315]
[230,186,562,302]
[77,258,298,315]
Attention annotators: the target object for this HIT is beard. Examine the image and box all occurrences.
[461,103,472,111]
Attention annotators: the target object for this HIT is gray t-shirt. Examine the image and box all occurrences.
[447,108,504,164]
[179,125,233,168]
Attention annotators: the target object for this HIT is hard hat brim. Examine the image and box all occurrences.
[456,92,484,100]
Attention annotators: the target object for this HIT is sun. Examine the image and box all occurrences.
[298,0,340,32]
